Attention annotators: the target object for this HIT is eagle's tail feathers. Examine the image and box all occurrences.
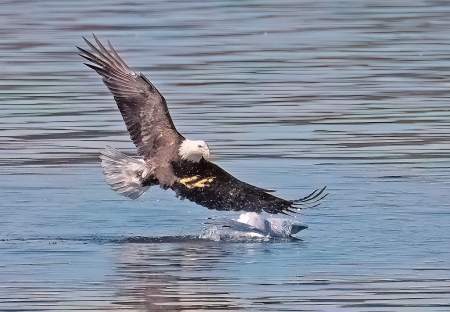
[100,146,149,199]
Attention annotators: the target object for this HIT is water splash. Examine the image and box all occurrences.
[200,212,308,241]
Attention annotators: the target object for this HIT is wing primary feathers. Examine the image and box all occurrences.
[289,186,328,211]
[92,34,113,58]
[293,186,327,203]
[83,62,103,72]
[90,67,136,86]
[92,34,129,73]
[77,46,109,68]
[82,64,137,92]
[82,36,135,77]
[81,59,132,80]
[83,36,118,69]
[107,39,133,73]
[295,188,319,202]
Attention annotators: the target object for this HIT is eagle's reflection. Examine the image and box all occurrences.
[111,241,242,311]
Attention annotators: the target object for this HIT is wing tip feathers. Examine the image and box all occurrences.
[78,34,135,76]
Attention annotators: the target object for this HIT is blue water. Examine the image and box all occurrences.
[1,0,450,311]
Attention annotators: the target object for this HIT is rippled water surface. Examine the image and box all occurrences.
[1,1,450,311]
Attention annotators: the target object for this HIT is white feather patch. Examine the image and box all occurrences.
[100,146,150,199]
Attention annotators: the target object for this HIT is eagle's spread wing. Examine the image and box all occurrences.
[80,35,328,214]
[170,159,327,214]
[77,35,183,159]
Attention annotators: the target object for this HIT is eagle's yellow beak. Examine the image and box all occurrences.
[203,147,210,158]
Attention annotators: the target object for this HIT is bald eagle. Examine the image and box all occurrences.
[78,35,327,214]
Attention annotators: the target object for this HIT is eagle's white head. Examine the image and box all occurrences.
[179,139,210,162]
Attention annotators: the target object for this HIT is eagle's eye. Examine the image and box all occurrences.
[198,144,202,148]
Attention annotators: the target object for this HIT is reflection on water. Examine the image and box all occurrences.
[113,242,243,311]
[113,241,450,311]
[3,236,448,311]
[1,0,450,311]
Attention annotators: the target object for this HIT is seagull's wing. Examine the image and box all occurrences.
[78,35,183,159]
[171,159,327,214]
